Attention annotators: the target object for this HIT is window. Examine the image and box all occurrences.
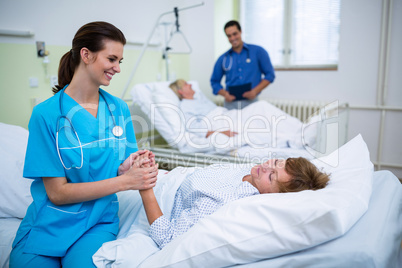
[240,0,341,69]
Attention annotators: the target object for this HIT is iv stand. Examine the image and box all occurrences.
[120,2,204,100]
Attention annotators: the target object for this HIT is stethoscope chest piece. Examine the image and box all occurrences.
[112,126,124,137]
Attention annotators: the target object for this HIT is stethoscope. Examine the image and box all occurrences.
[56,87,123,170]
[222,50,251,71]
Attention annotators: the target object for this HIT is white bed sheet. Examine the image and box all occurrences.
[0,217,21,268]
[1,174,400,268]
[93,134,390,267]
[233,145,314,160]
[93,171,401,268]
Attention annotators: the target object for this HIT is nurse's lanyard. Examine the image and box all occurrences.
[56,88,124,170]
[222,50,251,71]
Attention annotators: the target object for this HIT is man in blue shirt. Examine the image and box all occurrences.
[210,20,275,110]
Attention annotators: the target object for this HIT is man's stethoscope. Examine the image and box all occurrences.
[56,88,123,170]
[222,50,251,71]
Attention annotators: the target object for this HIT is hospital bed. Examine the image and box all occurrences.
[1,122,401,268]
[129,81,350,169]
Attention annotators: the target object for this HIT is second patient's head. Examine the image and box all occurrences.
[169,79,195,100]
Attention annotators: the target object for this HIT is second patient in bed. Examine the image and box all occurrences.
[169,79,303,152]
[140,157,329,248]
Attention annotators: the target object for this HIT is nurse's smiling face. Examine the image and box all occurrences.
[247,159,292,194]
[87,39,124,87]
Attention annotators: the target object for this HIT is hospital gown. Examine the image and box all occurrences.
[149,165,259,248]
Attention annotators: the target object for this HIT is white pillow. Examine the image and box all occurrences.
[151,82,184,146]
[150,81,201,148]
[140,134,374,267]
[152,81,180,107]
[0,123,33,218]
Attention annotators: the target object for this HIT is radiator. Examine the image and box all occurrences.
[264,98,326,122]
[215,98,326,122]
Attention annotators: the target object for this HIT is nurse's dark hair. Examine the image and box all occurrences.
[224,20,241,32]
[52,21,126,94]
[277,157,330,193]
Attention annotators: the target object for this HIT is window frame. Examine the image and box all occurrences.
[239,0,340,71]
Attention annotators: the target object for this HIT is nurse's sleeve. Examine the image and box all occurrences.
[23,108,65,179]
[122,102,138,160]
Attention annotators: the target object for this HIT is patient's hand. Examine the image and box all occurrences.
[134,150,156,168]
[206,130,238,138]
[220,130,238,137]
[118,150,155,175]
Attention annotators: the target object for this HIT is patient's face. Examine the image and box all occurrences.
[179,82,195,99]
[250,159,291,194]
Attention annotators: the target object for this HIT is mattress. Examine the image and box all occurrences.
[0,217,21,268]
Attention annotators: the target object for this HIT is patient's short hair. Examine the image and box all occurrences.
[278,157,330,193]
[169,79,187,100]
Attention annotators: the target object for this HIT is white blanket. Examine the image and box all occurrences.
[130,81,316,157]
[93,135,374,268]
[177,99,305,155]
[93,167,195,267]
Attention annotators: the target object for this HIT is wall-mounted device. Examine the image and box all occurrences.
[36,41,49,57]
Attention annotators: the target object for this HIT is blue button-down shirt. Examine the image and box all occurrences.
[210,43,275,95]
[149,164,259,248]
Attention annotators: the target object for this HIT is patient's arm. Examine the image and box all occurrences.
[138,151,161,224]
[140,189,163,225]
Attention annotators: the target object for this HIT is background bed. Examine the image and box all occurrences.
[128,81,350,169]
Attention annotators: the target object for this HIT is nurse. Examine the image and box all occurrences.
[10,21,158,267]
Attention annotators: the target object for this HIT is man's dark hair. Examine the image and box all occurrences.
[224,20,241,32]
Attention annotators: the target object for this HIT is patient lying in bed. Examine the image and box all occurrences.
[169,79,305,154]
[139,153,329,249]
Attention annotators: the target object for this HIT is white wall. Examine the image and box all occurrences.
[0,0,201,45]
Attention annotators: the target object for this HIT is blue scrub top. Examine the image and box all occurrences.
[13,88,138,257]
[210,43,275,95]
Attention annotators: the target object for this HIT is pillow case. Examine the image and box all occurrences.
[150,80,201,148]
[140,134,374,267]
[0,123,33,218]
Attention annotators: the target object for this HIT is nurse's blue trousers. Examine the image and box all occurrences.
[10,226,115,268]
